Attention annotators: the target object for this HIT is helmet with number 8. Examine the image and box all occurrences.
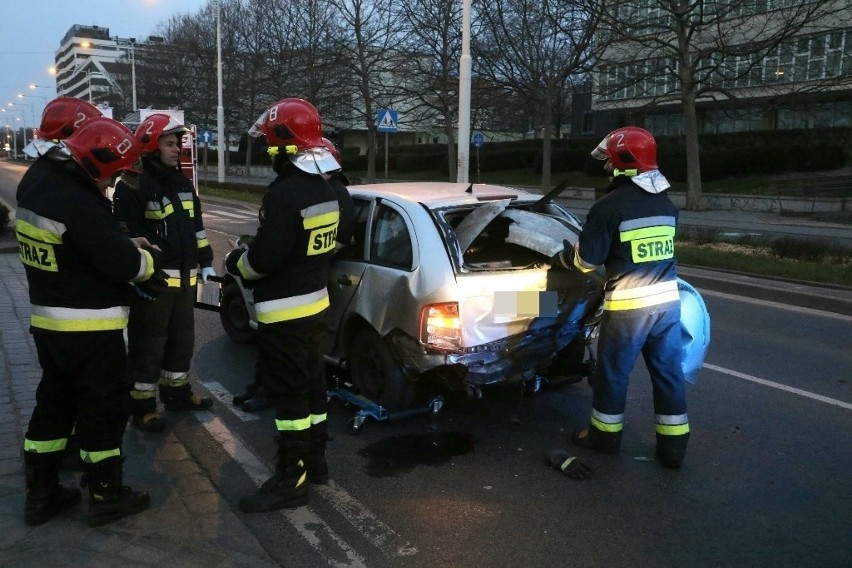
[250,98,324,150]
[62,117,142,183]
[135,113,189,154]
[591,126,658,174]
[36,97,102,141]
[249,98,340,174]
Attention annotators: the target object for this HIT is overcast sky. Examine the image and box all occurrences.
[0,0,209,129]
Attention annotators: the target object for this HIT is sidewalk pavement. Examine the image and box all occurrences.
[0,235,279,566]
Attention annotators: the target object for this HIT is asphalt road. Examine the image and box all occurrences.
[195,217,852,568]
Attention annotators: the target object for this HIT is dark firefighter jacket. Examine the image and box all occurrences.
[15,159,156,332]
[226,165,340,324]
[113,157,213,289]
[16,155,56,202]
[570,176,679,312]
[328,172,354,248]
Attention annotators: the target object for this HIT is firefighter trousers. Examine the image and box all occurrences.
[591,301,688,443]
[26,330,130,455]
[256,311,328,426]
[127,286,195,387]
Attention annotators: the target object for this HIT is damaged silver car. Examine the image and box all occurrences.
[219,182,604,411]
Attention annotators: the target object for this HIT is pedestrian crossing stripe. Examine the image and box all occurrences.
[205,209,258,221]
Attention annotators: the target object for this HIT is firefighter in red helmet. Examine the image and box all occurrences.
[112,113,215,433]
[227,98,341,512]
[553,126,690,470]
[16,117,167,526]
[17,97,102,201]
[232,135,354,415]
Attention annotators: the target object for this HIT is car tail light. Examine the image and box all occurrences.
[420,302,460,351]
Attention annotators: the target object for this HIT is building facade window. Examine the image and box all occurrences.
[597,28,850,101]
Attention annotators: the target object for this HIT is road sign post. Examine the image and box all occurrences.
[376,109,399,180]
[198,130,214,186]
[472,132,485,183]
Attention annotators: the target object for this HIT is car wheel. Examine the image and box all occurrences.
[348,330,413,411]
[220,282,256,344]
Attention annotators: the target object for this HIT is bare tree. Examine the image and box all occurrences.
[592,0,851,210]
[328,0,408,182]
[229,0,279,172]
[397,0,462,181]
[473,0,599,190]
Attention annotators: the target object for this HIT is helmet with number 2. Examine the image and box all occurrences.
[62,117,142,183]
[36,97,102,141]
[591,126,658,175]
[135,113,189,154]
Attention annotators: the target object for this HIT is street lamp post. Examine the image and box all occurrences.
[6,104,29,149]
[130,40,137,111]
[17,93,44,126]
[456,0,472,184]
[115,38,138,111]
[217,0,225,183]
[3,107,26,154]
[4,124,18,158]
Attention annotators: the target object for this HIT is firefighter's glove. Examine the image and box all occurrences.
[547,449,592,480]
[200,266,217,283]
[134,269,170,301]
[549,239,574,270]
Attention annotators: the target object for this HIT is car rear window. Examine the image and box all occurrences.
[437,201,582,272]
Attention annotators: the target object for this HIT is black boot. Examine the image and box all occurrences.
[656,432,690,469]
[233,379,260,406]
[241,388,270,413]
[308,422,329,484]
[160,383,213,412]
[240,433,309,513]
[130,394,165,433]
[571,427,622,454]
[24,451,82,526]
[82,456,150,527]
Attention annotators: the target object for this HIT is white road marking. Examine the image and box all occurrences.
[203,380,261,421]
[197,382,417,564]
[206,208,257,220]
[705,363,852,411]
[700,289,852,321]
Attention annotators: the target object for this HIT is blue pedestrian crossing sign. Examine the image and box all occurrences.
[376,109,399,133]
[472,131,485,148]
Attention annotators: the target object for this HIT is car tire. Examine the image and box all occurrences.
[220,281,256,344]
[348,330,413,411]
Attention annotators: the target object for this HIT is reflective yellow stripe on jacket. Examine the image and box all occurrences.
[30,305,129,332]
[619,216,676,264]
[602,280,679,311]
[163,268,197,287]
[303,201,340,257]
[15,209,65,273]
[254,288,329,324]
